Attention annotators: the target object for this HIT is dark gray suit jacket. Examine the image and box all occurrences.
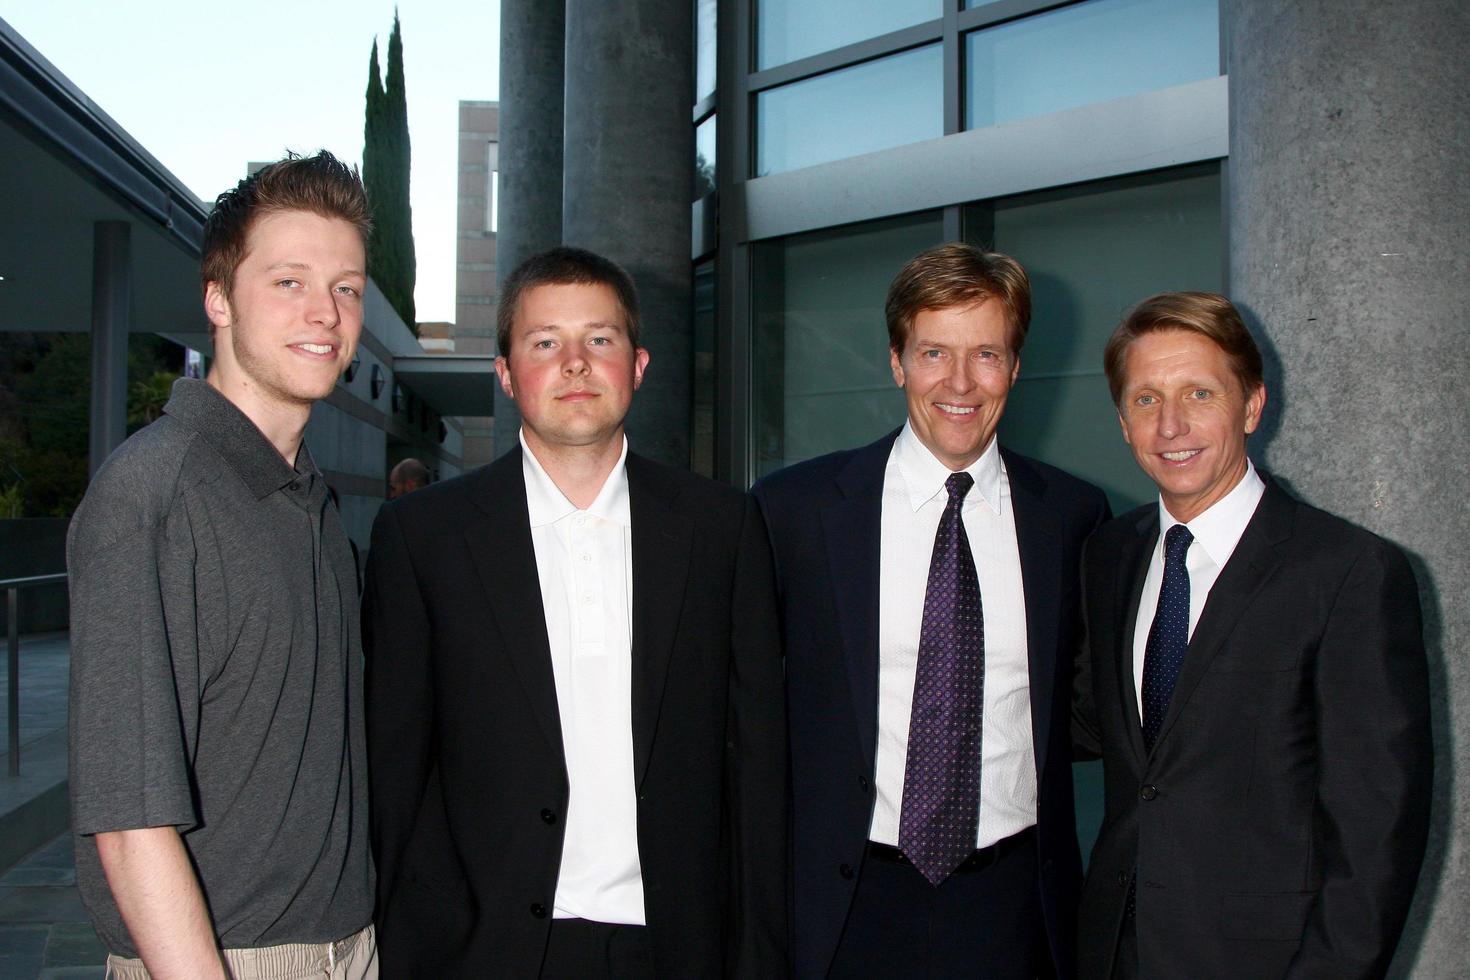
[1074,478,1432,979]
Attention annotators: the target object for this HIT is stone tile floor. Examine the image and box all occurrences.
[0,833,104,979]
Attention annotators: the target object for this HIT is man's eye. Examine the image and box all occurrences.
[589,337,610,346]
[277,279,300,289]
[534,339,555,349]
[335,284,361,298]
[1136,394,1156,406]
[921,349,942,359]
[1191,388,1210,399]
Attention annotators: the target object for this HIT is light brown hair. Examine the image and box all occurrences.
[884,243,1032,354]
[1104,291,1264,406]
[201,151,371,301]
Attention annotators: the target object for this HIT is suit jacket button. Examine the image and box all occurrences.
[858,774,870,793]
[839,863,855,880]
[530,903,547,919]
[1117,872,1128,887]
[541,808,557,824]
[1140,784,1158,801]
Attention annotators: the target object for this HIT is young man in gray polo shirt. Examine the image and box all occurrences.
[67,151,376,979]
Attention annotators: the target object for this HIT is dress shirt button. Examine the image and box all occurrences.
[530,903,547,919]
[839,863,855,880]
[581,593,595,606]
[580,552,592,563]
[540,808,557,824]
[857,774,870,793]
[574,514,587,527]
[1140,784,1158,801]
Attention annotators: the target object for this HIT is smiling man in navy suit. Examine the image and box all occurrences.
[754,243,1109,979]
[1073,292,1432,979]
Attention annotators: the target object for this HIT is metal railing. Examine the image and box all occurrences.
[3,572,67,777]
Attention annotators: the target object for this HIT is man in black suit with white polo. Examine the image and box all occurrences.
[364,247,787,978]
[755,243,1110,979]
[1074,291,1432,979]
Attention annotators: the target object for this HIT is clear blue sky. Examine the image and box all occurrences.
[3,1,501,324]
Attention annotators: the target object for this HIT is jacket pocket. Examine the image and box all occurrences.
[1220,890,1317,941]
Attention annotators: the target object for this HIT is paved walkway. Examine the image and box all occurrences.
[0,834,103,979]
[0,634,105,979]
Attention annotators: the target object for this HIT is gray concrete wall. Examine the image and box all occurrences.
[494,0,566,458]
[1227,2,1470,974]
[563,0,694,467]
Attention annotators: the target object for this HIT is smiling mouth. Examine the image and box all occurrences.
[936,403,976,416]
[293,343,335,355]
[1161,449,1201,462]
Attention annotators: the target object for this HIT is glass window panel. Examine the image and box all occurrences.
[695,115,717,199]
[988,164,1223,513]
[692,261,716,478]
[695,0,717,102]
[965,0,1219,130]
[758,0,940,69]
[751,211,943,477]
[757,44,942,177]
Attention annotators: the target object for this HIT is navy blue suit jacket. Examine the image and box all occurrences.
[754,430,1109,979]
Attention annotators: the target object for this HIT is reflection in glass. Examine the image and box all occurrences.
[757,44,942,176]
[751,212,942,477]
[695,0,717,102]
[758,0,939,69]
[989,165,1223,510]
[692,262,716,478]
[966,0,1219,130]
[695,115,716,199]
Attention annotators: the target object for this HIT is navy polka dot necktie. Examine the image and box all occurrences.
[1141,524,1194,752]
[899,471,984,885]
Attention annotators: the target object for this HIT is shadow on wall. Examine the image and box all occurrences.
[1236,301,1448,978]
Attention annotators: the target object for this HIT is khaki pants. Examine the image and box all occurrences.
[105,924,377,980]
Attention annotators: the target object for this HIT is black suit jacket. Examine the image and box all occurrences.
[363,448,788,978]
[753,430,1110,979]
[1074,479,1432,979]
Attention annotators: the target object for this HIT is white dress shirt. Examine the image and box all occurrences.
[1131,461,1266,720]
[521,433,645,925]
[870,423,1036,849]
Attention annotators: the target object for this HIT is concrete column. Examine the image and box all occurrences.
[563,0,693,467]
[1227,2,1470,974]
[88,221,131,476]
[493,0,566,457]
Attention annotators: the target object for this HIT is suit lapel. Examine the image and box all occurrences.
[626,454,693,789]
[821,433,894,770]
[462,449,565,760]
[1001,451,1064,779]
[1151,481,1291,751]
[1116,511,1156,765]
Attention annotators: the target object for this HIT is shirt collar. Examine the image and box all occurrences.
[893,420,1003,515]
[520,431,631,530]
[162,378,307,499]
[1157,459,1266,567]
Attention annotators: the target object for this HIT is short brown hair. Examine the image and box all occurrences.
[496,247,641,359]
[1103,292,1264,405]
[201,151,370,299]
[884,243,1032,355]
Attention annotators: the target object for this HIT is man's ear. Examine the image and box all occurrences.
[632,348,650,390]
[204,281,232,331]
[495,355,515,399]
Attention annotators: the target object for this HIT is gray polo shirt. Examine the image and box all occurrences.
[67,379,372,956]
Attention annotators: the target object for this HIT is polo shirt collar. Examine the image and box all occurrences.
[162,379,308,499]
[521,431,631,530]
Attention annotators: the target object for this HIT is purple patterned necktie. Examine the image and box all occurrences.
[899,471,984,886]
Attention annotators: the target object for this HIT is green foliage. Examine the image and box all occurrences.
[0,482,22,519]
[0,333,181,520]
[129,372,177,428]
[363,12,417,333]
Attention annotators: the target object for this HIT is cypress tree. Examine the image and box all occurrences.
[361,15,417,332]
[385,11,416,328]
